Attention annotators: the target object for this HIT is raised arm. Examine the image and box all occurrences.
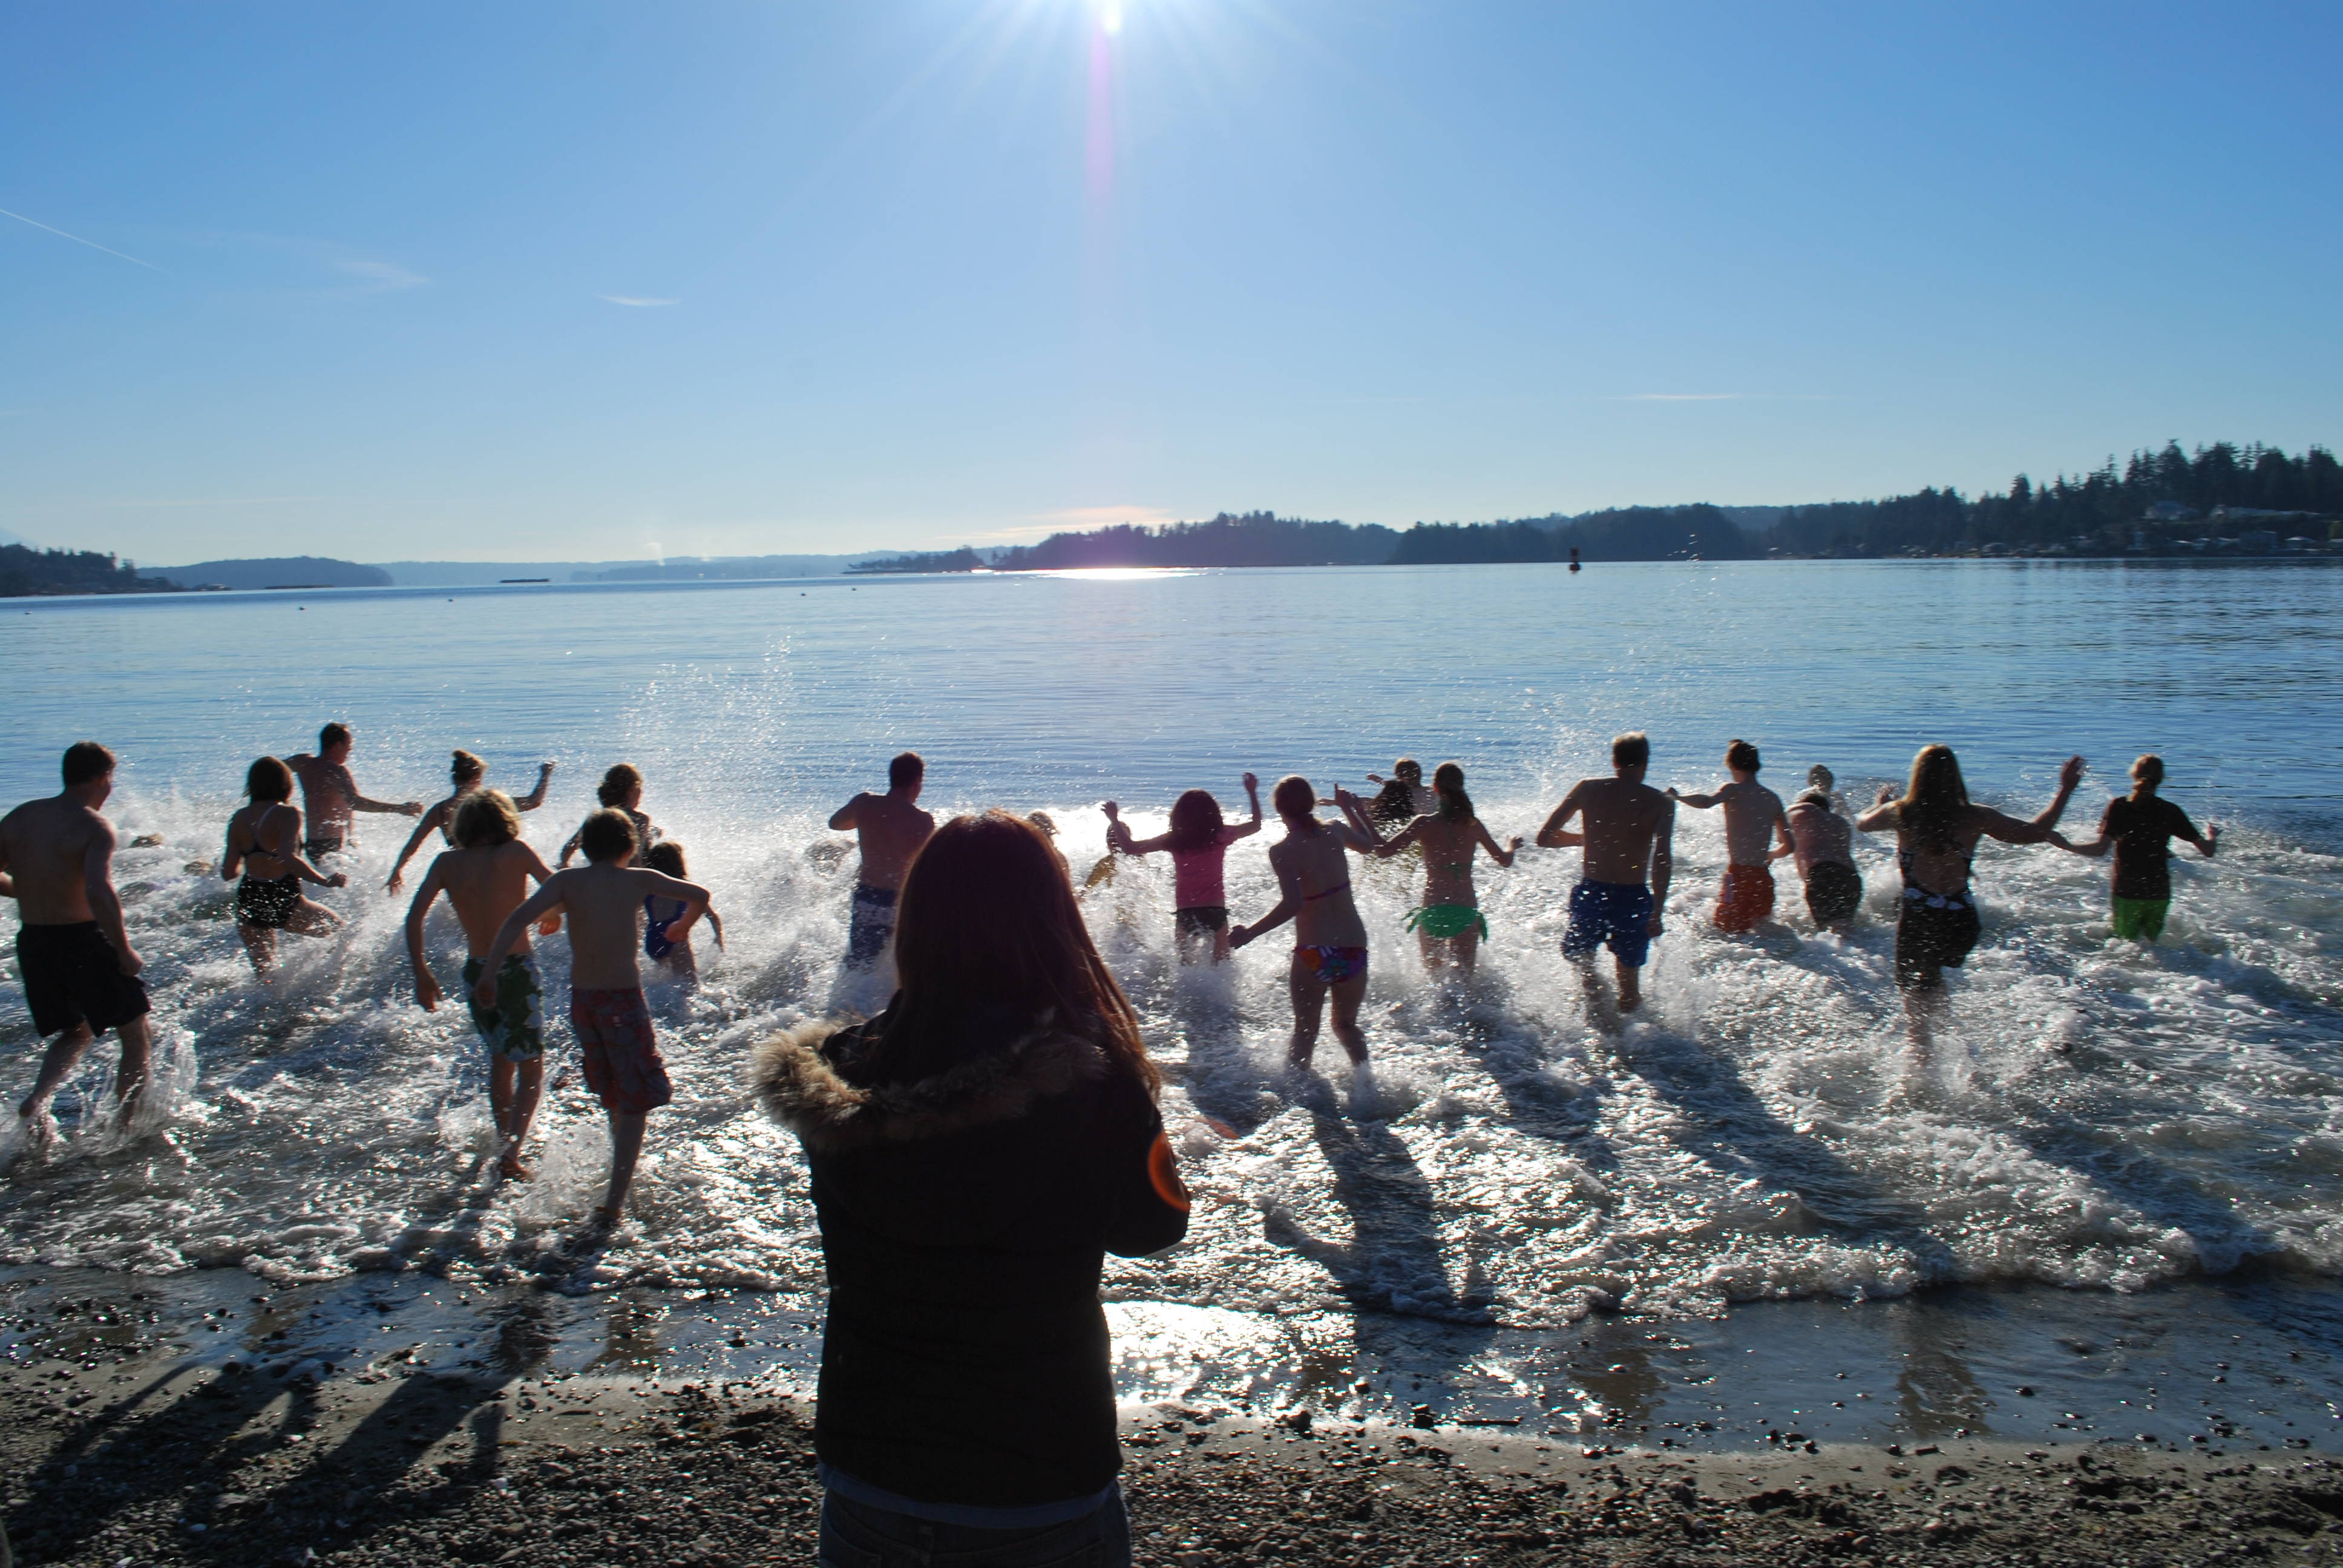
[404,858,451,1010]
[1976,756,2088,846]
[1854,786,1901,835]
[1238,772,1262,834]
[1473,819,1522,869]
[1333,789,1388,851]
[385,800,450,890]
[513,762,555,812]
[1535,786,1587,849]
[82,818,140,976]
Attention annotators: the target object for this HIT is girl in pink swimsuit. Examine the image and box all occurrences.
[1103,773,1262,964]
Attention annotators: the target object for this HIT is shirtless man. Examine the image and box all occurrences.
[287,722,422,859]
[827,752,936,970]
[1536,732,1675,1017]
[1668,739,1795,935]
[476,809,708,1225]
[1785,768,1864,933]
[405,789,560,1177]
[0,743,153,1132]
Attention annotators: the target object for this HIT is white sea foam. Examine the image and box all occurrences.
[5,777,2335,1340]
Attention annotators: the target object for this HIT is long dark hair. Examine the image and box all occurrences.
[1433,761,1473,824]
[1166,789,1225,855]
[868,811,1156,1093]
[1896,745,1970,854]
[246,756,293,803]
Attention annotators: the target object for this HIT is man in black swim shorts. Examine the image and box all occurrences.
[0,742,155,1132]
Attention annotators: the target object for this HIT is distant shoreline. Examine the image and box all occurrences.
[10,552,2343,602]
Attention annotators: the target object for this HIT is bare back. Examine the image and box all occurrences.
[1548,776,1674,885]
[289,754,358,837]
[0,795,113,925]
[1786,799,1854,871]
[834,791,936,891]
[226,802,302,881]
[1714,781,1789,864]
[431,840,553,955]
[532,864,700,989]
[1397,814,1503,906]
[1270,823,1371,947]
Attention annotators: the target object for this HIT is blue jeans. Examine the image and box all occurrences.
[817,1485,1131,1568]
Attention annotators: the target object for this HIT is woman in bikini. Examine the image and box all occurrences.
[221,756,349,978]
[1854,746,2084,1048]
[1103,772,1262,964]
[386,750,554,891]
[1349,762,1520,976]
[1230,776,1380,1076]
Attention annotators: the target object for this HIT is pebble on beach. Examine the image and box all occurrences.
[5,1330,2341,1568]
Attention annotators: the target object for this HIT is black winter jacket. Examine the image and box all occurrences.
[750,1005,1190,1508]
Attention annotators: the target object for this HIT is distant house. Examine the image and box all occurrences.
[2237,529,2279,552]
[2144,500,2200,523]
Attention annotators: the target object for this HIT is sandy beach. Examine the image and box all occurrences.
[7,1284,2340,1568]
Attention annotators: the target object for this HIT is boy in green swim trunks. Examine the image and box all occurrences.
[2055,754,2217,942]
[404,790,560,1179]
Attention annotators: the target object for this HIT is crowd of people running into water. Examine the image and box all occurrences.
[0,726,2224,1565]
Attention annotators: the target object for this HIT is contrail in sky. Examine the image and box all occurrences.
[0,206,165,271]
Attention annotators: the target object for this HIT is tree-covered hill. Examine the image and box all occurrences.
[0,546,180,598]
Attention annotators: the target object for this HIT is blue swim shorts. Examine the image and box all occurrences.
[845,884,897,970]
[1561,879,1656,969]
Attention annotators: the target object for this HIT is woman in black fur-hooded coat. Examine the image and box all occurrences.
[751,809,1189,1566]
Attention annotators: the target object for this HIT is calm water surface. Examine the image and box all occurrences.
[3,561,2339,1434]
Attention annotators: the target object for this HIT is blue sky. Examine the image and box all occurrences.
[5,1,2339,564]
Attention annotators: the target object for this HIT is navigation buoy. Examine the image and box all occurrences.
[1568,547,1582,573]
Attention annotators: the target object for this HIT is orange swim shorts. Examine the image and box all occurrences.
[571,987,674,1114]
[1712,864,1776,934]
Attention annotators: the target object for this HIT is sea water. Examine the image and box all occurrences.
[2,561,2339,1432]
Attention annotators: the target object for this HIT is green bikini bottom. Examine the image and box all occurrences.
[1406,903,1489,942]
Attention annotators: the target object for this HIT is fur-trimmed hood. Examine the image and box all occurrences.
[749,1013,1112,1156]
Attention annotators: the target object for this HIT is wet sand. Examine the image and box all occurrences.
[7,1283,2342,1567]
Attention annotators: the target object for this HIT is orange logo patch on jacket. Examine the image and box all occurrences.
[1147,1131,1191,1213]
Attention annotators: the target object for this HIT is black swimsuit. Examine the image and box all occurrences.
[235,805,303,930]
[1893,843,1980,988]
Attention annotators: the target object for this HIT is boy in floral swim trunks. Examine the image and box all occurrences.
[476,808,709,1226]
[1537,733,1676,1018]
[405,789,560,1178]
